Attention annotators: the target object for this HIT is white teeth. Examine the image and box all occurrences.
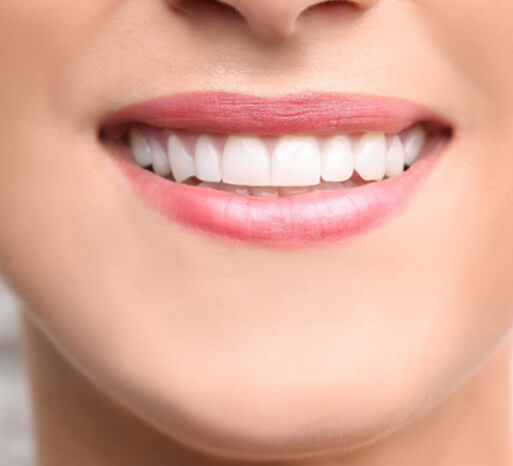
[130,125,430,190]
[321,135,354,182]
[272,136,321,187]
[149,139,171,176]
[129,128,153,167]
[223,136,271,186]
[195,136,222,182]
[200,182,251,196]
[168,133,196,182]
[353,132,387,181]
[385,135,405,178]
[403,125,426,166]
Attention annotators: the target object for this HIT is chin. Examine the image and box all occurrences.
[59,307,468,461]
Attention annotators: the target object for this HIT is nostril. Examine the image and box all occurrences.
[171,0,242,20]
[303,0,359,15]
[169,0,369,42]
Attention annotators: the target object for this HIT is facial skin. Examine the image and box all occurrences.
[1,0,513,461]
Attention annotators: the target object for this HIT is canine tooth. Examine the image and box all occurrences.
[321,135,353,182]
[195,135,222,182]
[272,136,321,187]
[385,135,405,178]
[129,128,152,167]
[403,125,426,166]
[223,136,271,186]
[353,132,387,181]
[251,187,279,197]
[149,139,171,176]
[168,133,195,182]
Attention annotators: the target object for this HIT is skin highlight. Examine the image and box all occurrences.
[0,0,513,464]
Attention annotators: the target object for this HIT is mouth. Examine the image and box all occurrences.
[100,92,452,247]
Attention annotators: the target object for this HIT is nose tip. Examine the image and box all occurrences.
[222,0,316,40]
[217,0,377,41]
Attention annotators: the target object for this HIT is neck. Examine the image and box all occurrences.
[22,313,513,466]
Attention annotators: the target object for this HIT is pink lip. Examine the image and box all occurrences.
[103,92,445,136]
[106,92,449,247]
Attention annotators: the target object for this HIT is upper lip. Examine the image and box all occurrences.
[101,91,449,136]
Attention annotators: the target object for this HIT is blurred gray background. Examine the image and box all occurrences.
[0,282,34,466]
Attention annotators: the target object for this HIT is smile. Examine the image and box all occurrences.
[101,92,451,247]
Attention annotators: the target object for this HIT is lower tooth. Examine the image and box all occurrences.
[221,183,250,195]
[196,182,360,195]
[279,186,313,196]
[317,182,344,191]
[251,187,279,197]
[198,182,221,190]
[342,180,361,188]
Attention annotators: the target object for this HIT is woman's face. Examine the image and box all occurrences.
[1,0,513,459]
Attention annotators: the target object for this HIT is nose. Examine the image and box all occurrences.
[178,0,378,41]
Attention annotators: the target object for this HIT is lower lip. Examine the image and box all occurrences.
[113,142,445,247]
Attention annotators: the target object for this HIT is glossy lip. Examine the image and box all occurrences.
[102,92,447,136]
[104,92,450,247]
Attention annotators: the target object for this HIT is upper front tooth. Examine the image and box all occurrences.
[403,125,426,166]
[195,135,222,182]
[129,128,152,167]
[223,136,271,186]
[272,136,321,187]
[149,138,171,176]
[321,135,354,182]
[385,135,405,178]
[168,133,196,182]
[353,132,387,181]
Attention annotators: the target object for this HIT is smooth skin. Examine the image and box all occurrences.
[1,0,513,464]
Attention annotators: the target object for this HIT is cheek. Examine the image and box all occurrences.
[417,0,513,114]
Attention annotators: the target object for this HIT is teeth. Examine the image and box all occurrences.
[195,135,222,182]
[129,128,153,167]
[403,125,426,166]
[272,136,321,187]
[317,181,344,191]
[223,136,271,186]
[251,186,280,197]
[353,132,387,181]
[385,135,405,178]
[168,133,196,182]
[321,135,354,182]
[199,182,251,195]
[279,186,313,196]
[221,183,251,195]
[149,139,171,176]
[198,181,220,191]
[343,180,361,188]
[130,125,430,191]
